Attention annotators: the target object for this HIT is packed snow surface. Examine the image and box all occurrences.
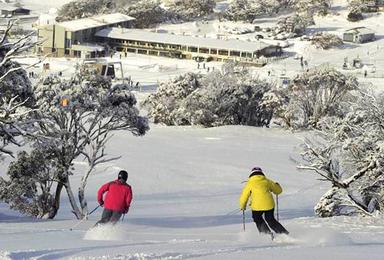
[2,0,384,259]
[1,126,384,259]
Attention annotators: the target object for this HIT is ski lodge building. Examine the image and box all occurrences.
[36,13,136,58]
[36,13,282,65]
[95,27,282,65]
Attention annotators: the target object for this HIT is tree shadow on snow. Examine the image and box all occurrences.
[0,212,35,223]
[8,244,128,260]
[128,214,249,228]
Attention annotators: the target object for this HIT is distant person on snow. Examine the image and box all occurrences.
[239,167,288,236]
[96,170,132,225]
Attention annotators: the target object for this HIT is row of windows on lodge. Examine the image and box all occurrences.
[118,47,246,61]
[108,38,255,58]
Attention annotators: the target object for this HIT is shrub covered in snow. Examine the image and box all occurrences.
[224,0,331,22]
[0,150,58,218]
[276,13,314,35]
[311,32,344,49]
[56,0,115,21]
[347,0,365,22]
[143,63,277,127]
[121,0,171,28]
[293,0,332,16]
[276,67,358,129]
[224,0,283,22]
[299,90,384,217]
[58,0,213,27]
[167,0,215,21]
[0,21,36,159]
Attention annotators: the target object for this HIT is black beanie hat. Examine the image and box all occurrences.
[118,170,128,182]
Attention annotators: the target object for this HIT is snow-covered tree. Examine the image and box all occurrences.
[225,0,283,22]
[276,67,358,129]
[143,73,202,125]
[167,0,215,20]
[311,32,343,49]
[0,20,36,159]
[29,68,149,219]
[347,0,365,22]
[293,0,332,16]
[277,13,314,35]
[56,0,115,21]
[143,62,276,127]
[0,150,59,218]
[298,90,384,217]
[120,0,170,28]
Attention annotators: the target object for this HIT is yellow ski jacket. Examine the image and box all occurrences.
[239,175,282,211]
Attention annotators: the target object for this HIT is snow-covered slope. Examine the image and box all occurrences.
[1,125,384,259]
[2,0,384,259]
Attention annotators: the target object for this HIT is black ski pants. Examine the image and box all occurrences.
[96,208,122,226]
[252,209,289,234]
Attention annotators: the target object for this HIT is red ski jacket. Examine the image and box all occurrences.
[97,180,133,213]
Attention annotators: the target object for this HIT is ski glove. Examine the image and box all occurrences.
[99,200,104,207]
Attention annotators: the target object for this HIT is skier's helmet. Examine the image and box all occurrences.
[251,167,263,174]
[118,170,128,182]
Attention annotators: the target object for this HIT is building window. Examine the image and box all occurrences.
[159,52,169,57]
[210,49,217,54]
[65,39,71,48]
[65,49,70,55]
[199,48,209,54]
[73,50,81,57]
[218,49,228,56]
[188,46,198,52]
[149,50,158,56]
[138,49,147,54]
[230,51,241,57]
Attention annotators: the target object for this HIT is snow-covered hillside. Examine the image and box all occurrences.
[2,0,384,259]
[1,125,384,259]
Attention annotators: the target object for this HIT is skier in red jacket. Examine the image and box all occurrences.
[96,170,133,225]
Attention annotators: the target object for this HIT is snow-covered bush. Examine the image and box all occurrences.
[347,0,365,22]
[0,20,36,159]
[0,150,58,218]
[277,13,314,35]
[167,0,215,20]
[56,0,115,22]
[299,90,384,217]
[311,32,343,49]
[121,0,171,28]
[293,0,332,16]
[143,63,276,127]
[225,0,283,22]
[142,73,202,125]
[276,67,358,129]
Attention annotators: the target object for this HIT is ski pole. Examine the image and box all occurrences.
[122,214,125,222]
[88,205,101,215]
[69,205,100,231]
[276,194,279,222]
[226,208,241,215]
[242,210,246,232]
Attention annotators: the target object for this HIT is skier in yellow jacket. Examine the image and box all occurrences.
[239,167,288,235]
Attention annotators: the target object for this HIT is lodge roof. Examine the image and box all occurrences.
[57,13,135,32]
[95,27,275,53]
